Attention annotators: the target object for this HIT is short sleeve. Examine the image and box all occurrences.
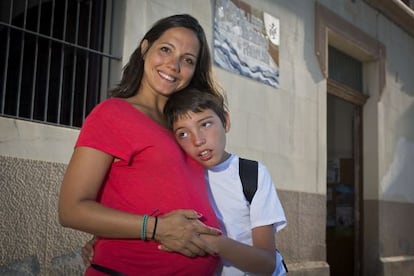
[76,99,132,162]
[250,163,287,232]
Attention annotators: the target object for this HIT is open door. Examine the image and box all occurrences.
[326,80,365,276]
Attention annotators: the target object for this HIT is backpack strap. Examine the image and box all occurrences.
[239,157,258,204]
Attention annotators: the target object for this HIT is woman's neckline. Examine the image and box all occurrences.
[120,97,168,129]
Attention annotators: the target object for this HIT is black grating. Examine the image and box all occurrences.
[328,46,363,92]
[0,0,120,127]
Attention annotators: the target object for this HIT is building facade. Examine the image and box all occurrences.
[1,0,413,275]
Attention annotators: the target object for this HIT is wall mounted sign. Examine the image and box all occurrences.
[214,0,280,88]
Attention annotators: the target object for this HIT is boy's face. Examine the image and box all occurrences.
[172,109,230,168]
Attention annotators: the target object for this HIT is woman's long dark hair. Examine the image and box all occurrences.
[110,14,222,98]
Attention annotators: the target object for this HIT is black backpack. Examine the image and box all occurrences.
[238,157,258,204]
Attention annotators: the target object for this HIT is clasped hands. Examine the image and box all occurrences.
[82,209,221,266]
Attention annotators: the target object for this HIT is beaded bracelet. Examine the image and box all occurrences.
[141,214,149,241]
[151,216,158,240]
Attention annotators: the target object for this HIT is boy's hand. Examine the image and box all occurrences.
[81,237,96,266]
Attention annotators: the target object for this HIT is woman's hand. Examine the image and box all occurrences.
[81,236,96,266]
[156,209,221,257]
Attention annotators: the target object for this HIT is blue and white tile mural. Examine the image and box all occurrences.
[214,0,280,88]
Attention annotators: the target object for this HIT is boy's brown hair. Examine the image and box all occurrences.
[164,88,228,130]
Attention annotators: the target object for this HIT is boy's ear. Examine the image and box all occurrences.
[224,112,231,133]
[141,40,149,58]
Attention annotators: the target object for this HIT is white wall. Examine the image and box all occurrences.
[0,117,78,164]
[378,28,414,203]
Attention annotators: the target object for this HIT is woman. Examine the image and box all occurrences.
[58,14,224,275]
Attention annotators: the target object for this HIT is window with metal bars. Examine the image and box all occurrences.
[0,0,121,127]
[328,46,363,92]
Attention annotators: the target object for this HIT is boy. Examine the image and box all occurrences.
[164,88,287,275]
[83,88,287,275]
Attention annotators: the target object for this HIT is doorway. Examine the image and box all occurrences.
[315,6,384,275]
[325,44,367,276]
[326,93,362,276]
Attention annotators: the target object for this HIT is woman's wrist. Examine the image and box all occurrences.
[143,216,158,241]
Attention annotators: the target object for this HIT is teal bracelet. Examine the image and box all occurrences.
[141,214,149,240]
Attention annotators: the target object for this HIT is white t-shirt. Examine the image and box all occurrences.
[206,154,287,276]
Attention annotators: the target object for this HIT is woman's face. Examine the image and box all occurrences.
[141,27,200,97]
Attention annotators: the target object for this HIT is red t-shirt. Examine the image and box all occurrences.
[76,98,219,275]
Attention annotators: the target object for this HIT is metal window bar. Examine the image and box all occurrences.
[16,0,29,117]
[29,0,42,120]
[82,0,93,121]
[56,0,68,125]
[0,3,13,115]
[57,0,68,124]
[328,46,362,92]
[43,0,56,122]
[69,0,80,126]
[100,0,116,103]
[0,0,121,127]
